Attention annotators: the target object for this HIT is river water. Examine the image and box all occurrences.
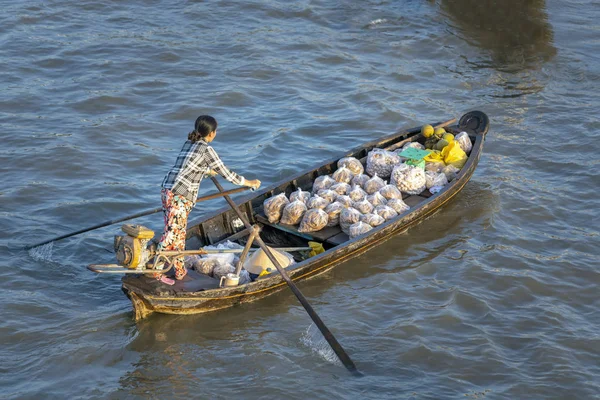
[1,0,599,399]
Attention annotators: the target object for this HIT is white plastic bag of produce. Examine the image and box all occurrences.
[325,201,344,227]
[316,189,338,203]
[351,173,370,188]
[189,256,221,276]
[337,157,364,175]
[379,184,402,200]
[263,193,289,223]
[349,221,373,239]
[204,240,243,264]
[332,166,354,184]
[289,188,311,205]
[386,198,410,215]
[363,174,386,195]
[425,161,445,174]
[402,141,425,151]
[348,185,367,202]
[391,163,426,195]
[353,199,374,214]
[189,240,245,277]
[360,213,385,227]
[455,131,472,154]
[335,194,353,207]
[442,164,460,182]
[425,171,448,189]
[306,195,330,210]
[312,175,336,193]
[280,200,307,225]
[298,209,329,233]
[340,207,362,235]
[330,182,351,196]
[212,262,236,281]
[367,191,388,207]
[374,205,399,221]
[366,149,401,179]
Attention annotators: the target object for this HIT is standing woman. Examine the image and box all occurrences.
[156,115,261,285]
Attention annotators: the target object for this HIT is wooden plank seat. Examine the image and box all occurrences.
[326,231,350,246]
[254,210,348,246]
[403,195,428,208]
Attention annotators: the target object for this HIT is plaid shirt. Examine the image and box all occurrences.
[161,139,245,203]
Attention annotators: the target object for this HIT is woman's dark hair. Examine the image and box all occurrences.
[188,115,218,142]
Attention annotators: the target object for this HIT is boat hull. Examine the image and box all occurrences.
[121,112,488,320]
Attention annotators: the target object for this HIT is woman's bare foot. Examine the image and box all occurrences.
[158,275,175,285]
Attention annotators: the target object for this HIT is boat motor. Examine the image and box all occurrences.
[114,224,157,269]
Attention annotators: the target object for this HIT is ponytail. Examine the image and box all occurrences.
[188,130,203,142]
[188,115,217,142]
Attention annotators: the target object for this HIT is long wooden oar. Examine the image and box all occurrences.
[210,176,360,375]
[25,186,250,250]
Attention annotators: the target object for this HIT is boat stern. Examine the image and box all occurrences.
[121,284,154,321]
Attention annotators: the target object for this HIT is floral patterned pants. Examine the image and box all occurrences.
[156,189,194,280]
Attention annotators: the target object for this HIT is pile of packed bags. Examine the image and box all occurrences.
[263,127,473,239]
[184,240,253,283]
[183,240,295,282]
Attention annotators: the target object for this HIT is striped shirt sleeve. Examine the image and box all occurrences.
[206,146,245,186]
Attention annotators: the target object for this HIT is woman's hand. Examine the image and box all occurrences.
[245,179,261,190]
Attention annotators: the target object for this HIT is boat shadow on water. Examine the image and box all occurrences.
[439,0,556,71]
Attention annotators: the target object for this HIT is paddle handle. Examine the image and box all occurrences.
[25,186,250,250]
[234,226,259,276]
[435,118,457,129]
[25,207,162,250]
[210,176,360,375]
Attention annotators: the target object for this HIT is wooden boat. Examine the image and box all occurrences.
[121,111,490,321]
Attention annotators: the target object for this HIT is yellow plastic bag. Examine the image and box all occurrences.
[308,241,325,257]
[424,150,445,164]
[441,141,468,169]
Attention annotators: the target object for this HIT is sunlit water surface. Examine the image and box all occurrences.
[1,1,599,399]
